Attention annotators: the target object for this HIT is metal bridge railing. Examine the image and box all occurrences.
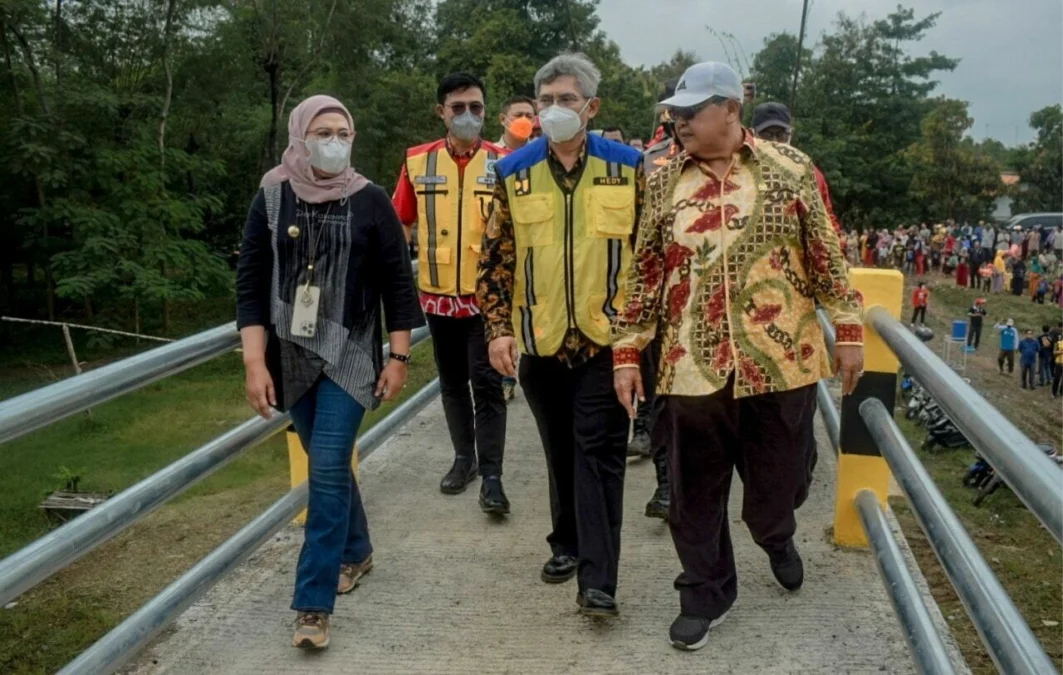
[822,269,1059,675]
[0,298,434,673]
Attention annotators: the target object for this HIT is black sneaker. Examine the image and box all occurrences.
[440,456,477,495]
[540,554,578,584]
[669,611,728,651]
[769,540,804,591]
[576,589,618,617]
[479,476,510,515]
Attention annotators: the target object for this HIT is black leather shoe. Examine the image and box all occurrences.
[479,476,510,515]
[626,428,652,457]
[769,540,804,591]
[645,452,670,520]
[540,555,578,584]
[576,589,618,617]
[440,456,477,495]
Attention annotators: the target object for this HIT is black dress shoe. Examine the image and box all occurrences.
[479,476,510,515]
[540,554,578,584]
[769,540,804,591]
[576,589,618,617]
[440,456,477,495]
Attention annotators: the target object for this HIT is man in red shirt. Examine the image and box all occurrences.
[751,102,843,236]
[393,73,511,513]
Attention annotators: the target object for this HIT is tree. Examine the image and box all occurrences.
[748,33,809,104]
[905,98,1003,223]
[1012,104,1063,213]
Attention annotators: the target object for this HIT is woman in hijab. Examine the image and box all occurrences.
[1011,256,1027,296]
[991,250,1006,293]
[1028,255,1044,301]
[236,95,424,649]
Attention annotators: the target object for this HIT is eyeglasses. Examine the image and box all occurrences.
[669,96,729,122]
[447,102,484,116]
[537,94,586,109]
[757,127,791,143]
[307,128,354,142]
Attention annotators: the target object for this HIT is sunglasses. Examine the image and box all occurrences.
[446,102,485,116]
[669,96,730,122]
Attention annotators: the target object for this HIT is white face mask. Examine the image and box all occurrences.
[538,99,591,143]
[304,138,351,174]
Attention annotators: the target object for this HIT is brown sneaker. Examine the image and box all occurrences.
[337,555,373,595]
[292,611,329,649]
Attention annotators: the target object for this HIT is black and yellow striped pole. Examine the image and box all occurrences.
[287,427,359,525]
[833,268,903,547]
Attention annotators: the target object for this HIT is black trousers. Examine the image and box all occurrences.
[1052,364,1062,397]
[967,323,983,348]
[911,306,926,324]
[520,348,628,596]
[1021,362,1036,388]
[426,314,506,476]
[998,349,1014,373]
[663,380,818,620]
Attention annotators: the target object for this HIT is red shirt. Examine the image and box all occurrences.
[393,138,503,318]
[912,287,929,308]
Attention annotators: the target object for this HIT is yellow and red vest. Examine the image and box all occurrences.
[496,135,641,356]
[404,140,506,297]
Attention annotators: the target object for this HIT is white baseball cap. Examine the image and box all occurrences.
[657,62,744,109]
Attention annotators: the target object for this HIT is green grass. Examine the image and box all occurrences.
[0,338,437,674]
[894,274,1063,673]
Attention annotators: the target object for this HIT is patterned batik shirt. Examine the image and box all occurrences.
[611,130,864,399]
[478,140,646,367]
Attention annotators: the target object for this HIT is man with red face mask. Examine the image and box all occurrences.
[498,95,537,152]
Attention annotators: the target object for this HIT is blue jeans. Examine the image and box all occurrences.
[288,376,371,613]
[1039,355,1053,385]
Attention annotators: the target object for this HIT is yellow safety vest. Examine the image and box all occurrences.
[496,135,641,356]
[405,140,505,296]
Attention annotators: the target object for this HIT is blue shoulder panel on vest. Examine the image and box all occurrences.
[588,133,642,168]
[496,138,549,178]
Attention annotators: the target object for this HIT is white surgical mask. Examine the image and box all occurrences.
[450,111,483,142]
[538,99,591,143]
[305,138,351,174]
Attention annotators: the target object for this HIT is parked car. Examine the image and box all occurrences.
[1001,212,1063,231]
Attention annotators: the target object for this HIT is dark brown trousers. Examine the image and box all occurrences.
[662,379,818,619]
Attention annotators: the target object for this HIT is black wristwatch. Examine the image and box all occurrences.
[389,352,410,364]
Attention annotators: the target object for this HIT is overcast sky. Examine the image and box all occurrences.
[595,0,1063,145]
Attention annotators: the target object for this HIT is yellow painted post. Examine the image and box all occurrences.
[287,427,359,525]
[833,268,903,547]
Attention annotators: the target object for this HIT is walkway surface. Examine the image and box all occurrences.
[130,390,964,674]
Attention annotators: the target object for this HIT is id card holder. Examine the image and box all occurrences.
[290,286,321,337]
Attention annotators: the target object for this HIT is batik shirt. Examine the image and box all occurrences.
[611,130,863,399]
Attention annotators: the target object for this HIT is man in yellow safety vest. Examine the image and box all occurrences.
[478,52,645,618]
[393,73,510,514]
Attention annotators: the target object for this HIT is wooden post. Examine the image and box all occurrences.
[61,323,91,419]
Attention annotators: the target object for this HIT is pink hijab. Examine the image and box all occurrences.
[260,94,369,203]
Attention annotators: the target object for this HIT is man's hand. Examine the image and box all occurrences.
[614,367,644,419]
[489,336,518,377]
[835,344,865,396]
[375,359,408,401]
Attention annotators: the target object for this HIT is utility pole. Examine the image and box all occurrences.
[789,0,810,114]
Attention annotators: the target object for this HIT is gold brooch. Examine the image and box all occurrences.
[287,225,301,238]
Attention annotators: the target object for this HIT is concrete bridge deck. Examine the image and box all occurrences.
[130,391,965,674]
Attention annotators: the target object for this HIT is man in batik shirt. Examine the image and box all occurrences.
[612,62,864,652]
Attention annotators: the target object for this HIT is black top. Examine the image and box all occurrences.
[236,182,424,409]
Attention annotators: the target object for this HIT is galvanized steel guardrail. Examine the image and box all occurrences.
[0,322,241,444]
[860,398,1056,674]
[816,288,1059,675]
[865,306,1063,545]
[58,377,442,675]
[0,324,431,608]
